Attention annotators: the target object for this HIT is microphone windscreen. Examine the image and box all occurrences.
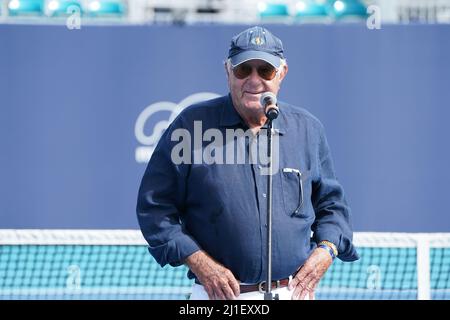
[260,92,277,107]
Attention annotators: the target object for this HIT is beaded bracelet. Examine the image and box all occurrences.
[319,240,338,256]
[318,244,336,260]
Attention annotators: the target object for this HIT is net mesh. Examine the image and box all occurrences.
[429,236,450,300]
[0,230,449,300]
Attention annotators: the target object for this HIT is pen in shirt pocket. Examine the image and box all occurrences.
[282,168,303,216]
[282,168,301,175]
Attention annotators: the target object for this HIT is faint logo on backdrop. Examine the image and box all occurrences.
[135,92,220,164]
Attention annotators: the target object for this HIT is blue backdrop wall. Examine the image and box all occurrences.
[1,24,449,231]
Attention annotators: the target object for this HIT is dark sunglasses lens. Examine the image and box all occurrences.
[233,64,252,79]
[258,65,277,80]
[233,63,277,80]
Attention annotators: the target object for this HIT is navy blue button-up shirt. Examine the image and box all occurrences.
[137,94,359,284]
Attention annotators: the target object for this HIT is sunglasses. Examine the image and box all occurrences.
[232,62,278,81]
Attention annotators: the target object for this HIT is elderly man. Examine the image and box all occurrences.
[137,26,359,300]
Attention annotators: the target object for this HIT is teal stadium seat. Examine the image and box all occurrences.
[46,0,83,17]
[86,0,125,17]
[258,2,289,19]
[294,0,329,22]
[8,0,44,16]
[328,0,367,20]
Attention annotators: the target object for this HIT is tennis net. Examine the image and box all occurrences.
[0,230,449,300]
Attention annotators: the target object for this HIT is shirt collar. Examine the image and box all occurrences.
[220,93,286,135]
[272,104,287,135]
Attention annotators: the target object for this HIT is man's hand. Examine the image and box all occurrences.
[185,250,240,300]
[288,247,333,300]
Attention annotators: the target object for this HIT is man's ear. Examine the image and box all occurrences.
[224,62,230,78]
[224,62,231,90]
[278,63,288,82]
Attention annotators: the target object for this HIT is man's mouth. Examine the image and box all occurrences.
[244,91,263,95]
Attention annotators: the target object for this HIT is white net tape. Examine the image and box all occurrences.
[0,229,147,245]
[1,229,449,247]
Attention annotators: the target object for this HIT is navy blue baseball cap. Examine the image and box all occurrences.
[228,26,285,68]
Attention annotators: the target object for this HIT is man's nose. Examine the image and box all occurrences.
[247,67,263,83]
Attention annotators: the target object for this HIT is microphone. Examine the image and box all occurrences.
[260,92,279,120]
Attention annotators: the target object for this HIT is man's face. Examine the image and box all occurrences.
[226,59,288,118]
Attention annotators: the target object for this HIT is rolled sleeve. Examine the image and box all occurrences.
[311,125,359,262]
[136,118,200,267]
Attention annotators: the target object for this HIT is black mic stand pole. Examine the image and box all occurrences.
[264,106,279,300]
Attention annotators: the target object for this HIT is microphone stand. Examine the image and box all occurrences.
[264,106,279,300]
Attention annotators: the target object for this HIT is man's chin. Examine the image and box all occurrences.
[242,95,262,106]
[243,92,262,100]
[243,102,264,113]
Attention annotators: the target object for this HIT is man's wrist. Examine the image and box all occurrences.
[184,250,205,270]
[317,240,338,260]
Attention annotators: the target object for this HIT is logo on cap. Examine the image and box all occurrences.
[251,36,265,46]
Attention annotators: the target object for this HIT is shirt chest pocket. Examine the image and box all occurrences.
[280,168,310,218]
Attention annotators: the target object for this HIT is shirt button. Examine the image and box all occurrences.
[262,193,267,198]
[258,165,262,170]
